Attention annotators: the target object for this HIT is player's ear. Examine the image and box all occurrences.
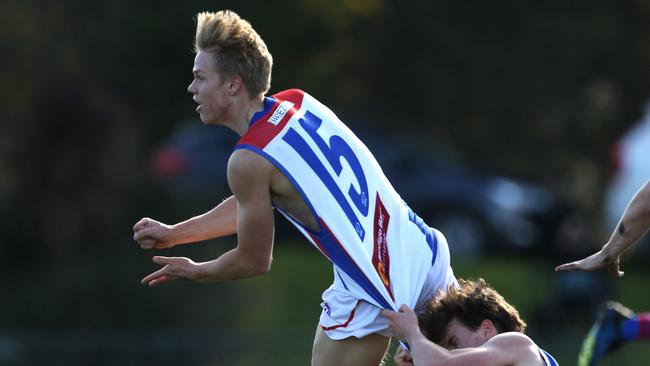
[480,319,498,339]
[227,75,242,96]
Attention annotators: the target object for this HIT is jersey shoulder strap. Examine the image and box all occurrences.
[539,348,560,366]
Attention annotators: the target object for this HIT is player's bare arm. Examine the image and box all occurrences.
[407,334,534,366]
[426,333,540,366]
[133,195,238,250]
[556,179,650,277]
[141,149,276,286]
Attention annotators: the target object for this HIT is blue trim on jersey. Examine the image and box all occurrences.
[315,223,393,310]
[622,315,640,340]
[335,269,350,291]
[427,227,438,266]
[275,206,315,239]
[407,206,438,265]
[235,143,394,311]
[539,348,559,366]
[249,97,277,127]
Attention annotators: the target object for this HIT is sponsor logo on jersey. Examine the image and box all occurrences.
[268,101,294,125]
[372,193,394,301]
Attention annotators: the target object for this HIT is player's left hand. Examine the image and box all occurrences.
[554,249,623,278]
[141,256,202,286]
[381,304,420,341]
[393,346,414,366]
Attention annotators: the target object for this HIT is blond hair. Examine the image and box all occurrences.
[194,10,273,97]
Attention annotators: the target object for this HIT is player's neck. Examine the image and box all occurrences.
[225,94,265,136]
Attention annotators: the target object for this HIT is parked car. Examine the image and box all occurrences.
[150,119,580,260]
[151,119,239,201]
[360,132,577,260]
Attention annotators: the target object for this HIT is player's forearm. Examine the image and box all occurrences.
[171,196,238,245]
[194,247,270,282]
[603,181,650,258]
[407,332,451,366]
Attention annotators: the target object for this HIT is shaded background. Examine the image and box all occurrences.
[1,0,649,365]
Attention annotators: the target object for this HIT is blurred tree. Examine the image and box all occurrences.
[2,2,650,365]
[2,0,650,318]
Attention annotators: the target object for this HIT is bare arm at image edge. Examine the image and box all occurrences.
[556,179,650,277]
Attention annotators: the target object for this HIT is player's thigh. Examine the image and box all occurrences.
[311,326,390,366]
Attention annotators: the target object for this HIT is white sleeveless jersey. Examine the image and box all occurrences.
[236,89,438,311]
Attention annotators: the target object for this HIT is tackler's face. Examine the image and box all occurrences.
[187,50,232,125]
[440,318,495,350]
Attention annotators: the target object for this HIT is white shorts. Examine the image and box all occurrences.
[318,228,458,340]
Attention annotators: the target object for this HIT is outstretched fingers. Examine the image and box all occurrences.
[554,261,579,272]
[141,268,173,286]
[146,274,176,287]
[141,256,180,286]
[152,256,175,265]
[555,255,624,279]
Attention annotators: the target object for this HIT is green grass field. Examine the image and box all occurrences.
[228,244,650,365]
[2,241,649,365]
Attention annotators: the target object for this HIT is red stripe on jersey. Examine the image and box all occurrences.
[237,89,305,149]
[639,313,650,339]
[320,301,360,331]
[272,89,306,105]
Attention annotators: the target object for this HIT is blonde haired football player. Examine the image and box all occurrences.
[134,10,457,365]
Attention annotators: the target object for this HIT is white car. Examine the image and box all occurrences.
[604,102,650,232]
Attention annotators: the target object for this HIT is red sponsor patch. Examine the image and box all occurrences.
[372,193,394,301]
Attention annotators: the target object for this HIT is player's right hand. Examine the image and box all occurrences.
[382,305,420,342]
[141,256,200,286]
[554,248,624,278]
[133,217,176,250]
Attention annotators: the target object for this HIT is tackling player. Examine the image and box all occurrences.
[383,278,559,366]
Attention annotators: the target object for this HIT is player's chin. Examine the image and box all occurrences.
[198,113,211,124]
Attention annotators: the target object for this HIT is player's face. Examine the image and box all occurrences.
[187,51,232,125]
[440,318,490,350]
